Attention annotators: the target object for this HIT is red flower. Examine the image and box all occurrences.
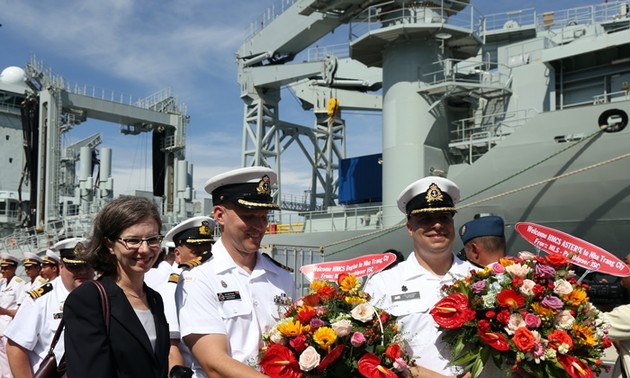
[337,272,349,286]
[532,284,545,296]
[430,293,476,329]
[545,253,569,267]
[485,310,496,319]
[477,324,510,351]
[496,309,511,325]
[496,289,525,309]
[512,328,536,352]
[358,353,398,378]
[316,285,336,300]
[302,294,322,306]
[317,344,344,372]
[260,344,302,378]
[296,306,316,323]
[289,334,308,353]
[547,330,573,350]
[557,355,594,378]
[385,344,401,360]
[511,276,524,288]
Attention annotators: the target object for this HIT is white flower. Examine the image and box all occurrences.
[268,327,287,345]
[331,319,353,337]
[504,263,531,278]
[299,346,321,371]
[351,302,375,322]
[554,310,575,330]
[505,313,526,335]
[518,251,536,260]
[520,279,536,296]
[553,279,573,296]
[482,293,496,307]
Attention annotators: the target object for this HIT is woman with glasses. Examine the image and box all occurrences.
[63,196,170,377]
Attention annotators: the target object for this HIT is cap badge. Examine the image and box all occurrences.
[199,221,211,236]
[425,183,444,203]
[257,175,271,195]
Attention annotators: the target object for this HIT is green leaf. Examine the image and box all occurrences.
[451,348,480,366]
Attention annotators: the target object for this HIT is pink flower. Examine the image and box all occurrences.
[331,319,353,337]
[351,331,366,347]
[524,313,541,329]
[492,263,505,274]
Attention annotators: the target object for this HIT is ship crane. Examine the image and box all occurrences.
[238,0,512,226]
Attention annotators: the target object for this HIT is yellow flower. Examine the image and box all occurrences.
[498,257,514,267]
[313,326,337,350]
[476,267,493,278]
[345,295,367,306]
[531,302,553,318]
[572,323,597,346]
[339,274,360,293]
[277,319,306,338]
[565,288,588,306]
[310,280,329,292]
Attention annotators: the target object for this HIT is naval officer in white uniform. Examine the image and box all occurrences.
[5,238,94,376]
[161,215,215,375]
[0,254,26,378]
[178,167,295,378]
[365,176,475,378]
[21,252,48,293]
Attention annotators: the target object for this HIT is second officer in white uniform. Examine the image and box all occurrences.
[4,238,94,376]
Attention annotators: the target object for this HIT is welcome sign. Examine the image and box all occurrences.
[515,222,630,277]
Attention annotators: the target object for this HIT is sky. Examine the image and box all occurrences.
[0,0,602,202]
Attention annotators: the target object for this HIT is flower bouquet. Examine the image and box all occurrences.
[260,273,413,378]
[430,252,611,378]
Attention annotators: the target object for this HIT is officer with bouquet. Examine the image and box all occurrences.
[178,167,295,378]
[365,176,474,378]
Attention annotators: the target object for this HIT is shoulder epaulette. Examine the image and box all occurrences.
[27,283,53,300]
[178,251,212,270]
[168,273,180,284]
[262,253,294,273]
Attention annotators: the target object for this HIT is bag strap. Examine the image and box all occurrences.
[46,318,65,355]
[88,280,110,332]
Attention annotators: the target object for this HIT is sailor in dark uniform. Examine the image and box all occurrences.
[177,166,295,378]
[4,238,94,376]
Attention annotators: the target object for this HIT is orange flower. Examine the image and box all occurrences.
[545,253,569,267]
[512,328,536,352]
[548,329,574,350]
[531,302,553,318]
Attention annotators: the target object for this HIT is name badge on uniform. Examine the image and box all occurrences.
[391,291,420,302]
[217,291,241,302]
[53,312,63,319]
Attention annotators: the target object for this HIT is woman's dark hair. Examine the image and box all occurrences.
[80,196,162,277]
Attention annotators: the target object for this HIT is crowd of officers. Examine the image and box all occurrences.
[0,168,628,378]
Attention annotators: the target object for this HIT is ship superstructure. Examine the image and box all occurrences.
[0,58,196,255]
[236,0,630,281]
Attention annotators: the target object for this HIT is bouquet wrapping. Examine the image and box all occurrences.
[430,252,611,378]
[260,273,413,378]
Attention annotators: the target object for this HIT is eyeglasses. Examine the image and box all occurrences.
[116,235,163,250]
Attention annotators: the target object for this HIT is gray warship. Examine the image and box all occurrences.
[0,58,198,256]
[234,0,630,282]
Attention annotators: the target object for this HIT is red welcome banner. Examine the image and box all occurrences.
[299,252,398,282]
[515,222,630,277]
